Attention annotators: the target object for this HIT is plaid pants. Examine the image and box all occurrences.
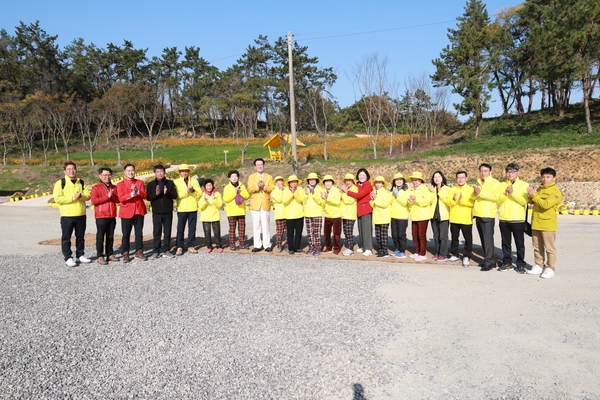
[375,223,389,254]
[343,219,355,250]
[305,217,322,251]
[227,216,246,247]
[275,219,287,247]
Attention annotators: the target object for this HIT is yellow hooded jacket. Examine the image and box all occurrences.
[407,184,433,222]
[497,178,529,222]
[341,185,358,220]
[472,177,500,218]
[447,184,475,225]
[530,181,563,232]
[300,185,325,218]
[222,182,249,217]
[270,185,286,220]
[430,185,451,221]
[198,190,223,222]
[53,176,90,217]
[371,188,393,224]
[283,187,304,219]
[174,176,201,212]
[323,186,342,219]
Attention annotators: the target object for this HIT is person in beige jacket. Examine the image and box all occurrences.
[247,158,274,252]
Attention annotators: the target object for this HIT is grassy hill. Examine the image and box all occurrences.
[1,99,599,199]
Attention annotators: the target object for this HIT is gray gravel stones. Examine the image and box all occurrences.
[0,250,402,399]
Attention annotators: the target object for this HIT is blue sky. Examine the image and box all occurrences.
[2,0,521,117]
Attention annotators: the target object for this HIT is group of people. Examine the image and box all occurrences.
[54,159,563,279]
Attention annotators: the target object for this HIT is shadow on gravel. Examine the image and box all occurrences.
[353,383,367,400]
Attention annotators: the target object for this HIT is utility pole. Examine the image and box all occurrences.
[287,31,297,172]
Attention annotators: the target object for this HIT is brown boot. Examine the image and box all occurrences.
[187,247,198,254]
[135,250,147,261]
[97,256,107,265]
[107,255,120,262]
[122,253,130,263]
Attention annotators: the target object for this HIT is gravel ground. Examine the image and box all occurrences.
[0,251,404,399]
[1,208,599,399]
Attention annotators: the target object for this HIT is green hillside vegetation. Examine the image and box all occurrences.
[1,99,598,196]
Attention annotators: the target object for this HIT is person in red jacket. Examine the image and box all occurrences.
[116,164,148,262]
[340,168,374,256]
[90,167,120,265]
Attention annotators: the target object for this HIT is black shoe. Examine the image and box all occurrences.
[264,247,272,252]
[480,264,494,271]
[288,250,295,255]
[497,263,512,272]
[252,247,263,253]
[514,265,527,274]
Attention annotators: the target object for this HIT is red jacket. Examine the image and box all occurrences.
[347,180,373,217]
[91,182,119,219]
[117,178,148,219]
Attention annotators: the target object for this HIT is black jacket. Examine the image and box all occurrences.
[146,179,178,213]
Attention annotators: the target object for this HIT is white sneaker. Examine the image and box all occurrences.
[415,255,427,261]
[363,250,372,257]
[448,255,460,262]
[540,268,555,279]
[409,253,419,259]
[356,248,364,253]
[527,264,543,275]
[65,258,77,267]
[462,257,470,267]
[342,248,354,256]
[77,256,92,264]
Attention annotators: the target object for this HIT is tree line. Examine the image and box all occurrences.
[0,21,457,166]
[432,0,600,138]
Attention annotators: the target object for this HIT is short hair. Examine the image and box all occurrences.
[456,170,468,178]
[505,162,520,171]
[253,158,265,166]
[123,163,135,171]
[98,167,113,175]
[479,163,492,171]
[203,178,215,188]
[430,170,448,187]
[540,167,556,177]
[63,161,76,170]
[356,168,371,181]
[154,164,165,172]
[228,170,240,178]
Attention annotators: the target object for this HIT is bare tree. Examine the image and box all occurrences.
[350,52,389,159]
[127,82,167,161]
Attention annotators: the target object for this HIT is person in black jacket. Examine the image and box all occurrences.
[146,165,178,258]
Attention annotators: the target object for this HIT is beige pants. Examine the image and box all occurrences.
[532,230,557,270]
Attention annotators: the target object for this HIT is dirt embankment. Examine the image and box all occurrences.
[263,146,600,206]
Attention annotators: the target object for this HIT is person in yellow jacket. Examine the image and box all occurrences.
[497,163,530,273]
[282,175,304,255]
[407,171,433,261]
[53,161,91,267]
[247,158,275,252]
[222,170,250,251]
[341,174,358,256]
[390,172,409,259]
[370,176,393,258]
[198,179,223,253]
[301,172,325,256]
[271,176,287,253]
[321,175,342,255]
[471,163,500,271]
[447,171,475,267]
[174,164,202,255]
[428,171,451,262]
[526,167,563,279]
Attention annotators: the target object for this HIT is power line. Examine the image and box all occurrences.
[298,20,456,42]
